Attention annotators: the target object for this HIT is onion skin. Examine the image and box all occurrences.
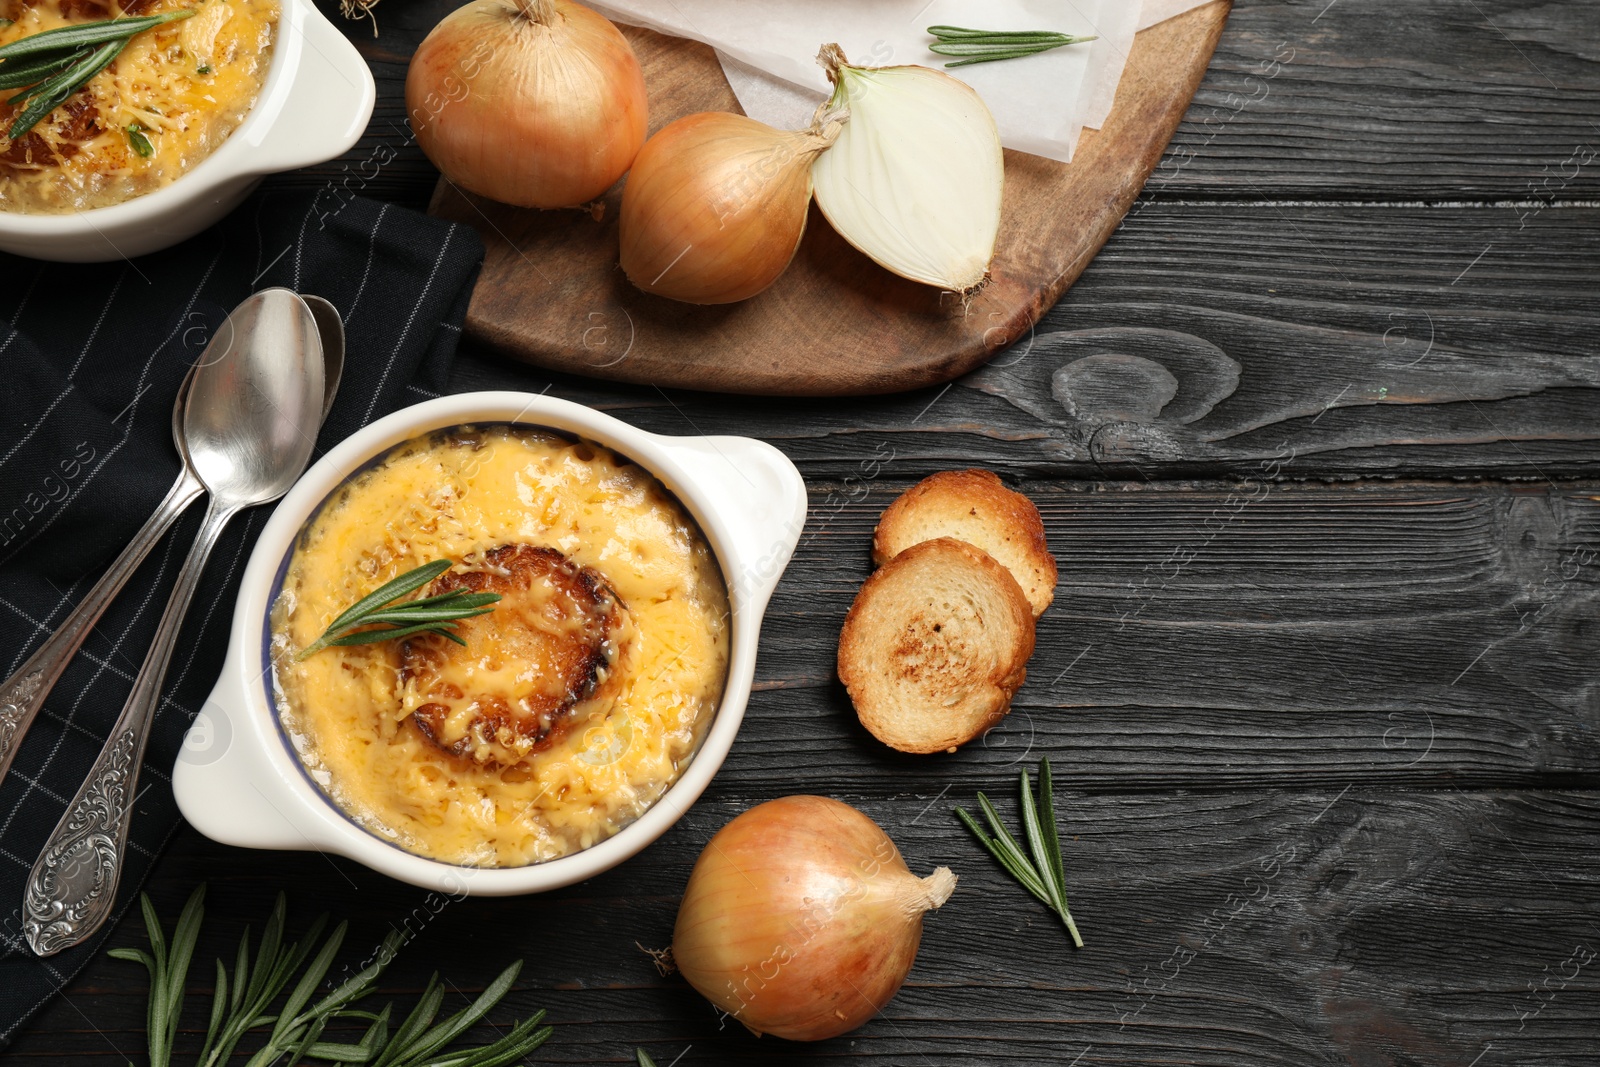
[619,112,839,304]
[672,795,956,1040]
[406,0,647,209]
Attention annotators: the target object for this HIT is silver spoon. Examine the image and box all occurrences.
[22,289,325,957]
[302,295,345,413]
[0,295,344,793]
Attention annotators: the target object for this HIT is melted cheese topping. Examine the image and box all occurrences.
[271,427,731,868]
[0,0,277,214]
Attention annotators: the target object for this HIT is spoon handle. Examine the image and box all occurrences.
[0,467,204,790]
[23,496,234,957]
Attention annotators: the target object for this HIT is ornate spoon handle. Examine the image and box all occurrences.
[0,468,203,789]
[23,496,235,957]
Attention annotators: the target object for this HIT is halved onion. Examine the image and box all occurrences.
[810,44,1004,294]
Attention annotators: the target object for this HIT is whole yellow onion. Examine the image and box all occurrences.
[672,795,956,1040]
[619,111,841,304]
[406,0,648,208]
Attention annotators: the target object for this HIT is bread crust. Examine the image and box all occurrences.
[872,469,1056,616]
[838,538,1035,754]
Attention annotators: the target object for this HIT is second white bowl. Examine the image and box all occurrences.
[0,0,374,262]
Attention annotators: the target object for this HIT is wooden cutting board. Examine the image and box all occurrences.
[430,2,1232,395]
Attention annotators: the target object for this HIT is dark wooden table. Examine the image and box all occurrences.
[13,0,1600,1063]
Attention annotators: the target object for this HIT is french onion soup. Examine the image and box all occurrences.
[0,0,278,214]
[270,426,730,867]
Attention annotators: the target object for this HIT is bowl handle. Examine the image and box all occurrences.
[656,435,808,615]
[250,6,375,173]
[172,666,315,851]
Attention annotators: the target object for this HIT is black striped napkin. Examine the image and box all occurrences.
[0,190,482,1043]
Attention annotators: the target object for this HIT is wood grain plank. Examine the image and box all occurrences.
[1153,0,1600,200]
[440,203,1600,479]
[10,790,1599,1065]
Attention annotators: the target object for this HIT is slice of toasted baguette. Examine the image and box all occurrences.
[872,469,1057,616]
[838,537,1035,754]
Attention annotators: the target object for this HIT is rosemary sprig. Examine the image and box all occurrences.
[298,559,501,660]
[113,887,553,1067]
[0,10,193,138]
[955,757,1084,947]
[925,24,1097,68]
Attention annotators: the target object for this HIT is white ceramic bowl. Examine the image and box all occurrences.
[0,0,374,262]
[172,392,807,895]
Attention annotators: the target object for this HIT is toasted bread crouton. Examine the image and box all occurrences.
[838,538,1035,754]
[872,469,1057,617]
[400,544,633,766]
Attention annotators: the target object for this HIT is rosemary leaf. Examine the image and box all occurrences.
[305,1039,375,1062]
[426,1013,551,1066]
[106,946,156,968]
[203,958,228,1060]
[245,906,277,1008]
[286,1016,333,1066]
[637,1051,660,1067]
[1018,768,1068,920]
[140,892,169,981]
[932,39,1068,53]
[0,49,79,90]
[400,589,497,610]
[359,1004,395,1058]
[165,887,206,1058]
[1039,758,1067,898]
[326,620,473,648]
[0,10,192,61]
[127,121,153,157]
[354,601,498,626]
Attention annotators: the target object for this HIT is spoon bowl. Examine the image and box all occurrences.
[184,291,324,504]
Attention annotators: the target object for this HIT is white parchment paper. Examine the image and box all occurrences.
[589,0,1215,162]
